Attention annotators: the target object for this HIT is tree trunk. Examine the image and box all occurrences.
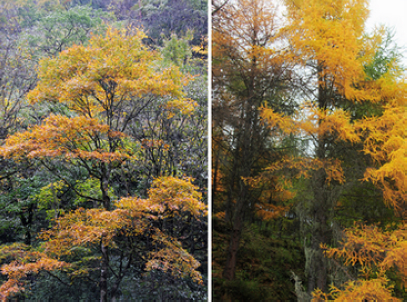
[223,213,243,281]
[100,240,109,302]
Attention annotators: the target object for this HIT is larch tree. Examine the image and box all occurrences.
[259,0,407,297]
[313,95,406,299]
[212,0,295,285]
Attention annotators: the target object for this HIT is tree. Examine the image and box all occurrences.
[0,27,207,301]
[213,0,406,299]
[0,177,207,301]
[313,104,406,300]
[253,0,407,298]
[212,0,294,288]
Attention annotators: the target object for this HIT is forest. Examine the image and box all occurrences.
[1,0,406,301]
[0,0,208,301]
[212,0,406,301]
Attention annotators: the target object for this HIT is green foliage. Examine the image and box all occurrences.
[74,178,116,207]
[364,28,404,81]
[20,4,111,58]
[213,217,305,301]
[162,32,193,67]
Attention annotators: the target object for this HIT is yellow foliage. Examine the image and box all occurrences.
[283,0,376,102]
[27,27,190,118]
[356,106,407,215]
[164,98,197,119]
[318,222,407,299]
[0,177,207,299]
[260,106,298,135]
[298,103,361,143]
[0,114,134,163]
[265,156,345,185]
[313,276,399,301]
[0,243,70,301]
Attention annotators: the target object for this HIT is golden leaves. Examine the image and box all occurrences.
[356,106,407,215]
[27,27,189,116]
[163,98,197,119]
[146,230,203,285]
[284,0,370,99]
[317,223,407,300]
[313,277,399,301]
[0,243,70,301]
[0,114,133,164]
[260,103,361,143]
[39,177,206,279]
[0,176,207,299]
[265,156,346,185]
[260,106,297,135]
[118,176,207,219]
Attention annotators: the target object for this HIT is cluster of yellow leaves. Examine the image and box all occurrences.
[284,0,407,106]
[0,114,133,163]
[146,231,203,284]
[260,106,297,135]
[163,98,197,119]
[317,223,406,300]
[313,276,398,301]
[40,208,134,256]
[356,106,407,215]
[27,27,189,117]
[129,176,207,219]
[41,177,206,257]
[266,156,345,185]
[283,0,378,102]
[0,177,207,299]
[0,243,70,301]
[261,104,360,143]
[299,104,360,143]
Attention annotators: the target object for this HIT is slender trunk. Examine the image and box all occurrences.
[223,212,243,281]
[100,240,109,302]
[307,168,329,294]
[305,65,330,295]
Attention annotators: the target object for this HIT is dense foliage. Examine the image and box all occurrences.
[212,0,406,300]
[0,0,208,301]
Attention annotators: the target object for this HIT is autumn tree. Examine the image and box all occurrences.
[0,0,111,252]
[212,0,406,300]
[0,177,207,301]
[0,27,207,301]
[259,0,407,298]
[212,0,295,293]
[313,96,406,300]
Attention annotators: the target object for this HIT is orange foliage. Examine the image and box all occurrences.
[0,114,132,163]
[0,243,70,301]
[0,177,206,300]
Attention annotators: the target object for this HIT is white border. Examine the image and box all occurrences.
[207,0,212,300]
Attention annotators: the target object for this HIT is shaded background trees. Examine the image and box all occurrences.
[212,0,301,299]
